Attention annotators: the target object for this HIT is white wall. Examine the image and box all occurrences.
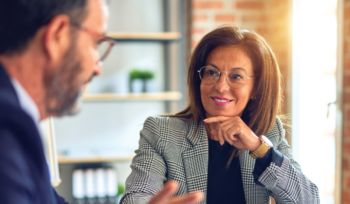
[53,0,167,199]
[55,0,165,157]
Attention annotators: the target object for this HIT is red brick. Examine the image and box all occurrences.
[191,27,206,35]
[344,142,350,155]
[345,92,350,104]
[242,15,266,23]
[214,14,236,22]
[346,109,350,122]
[345,41,349,54]
[271,0,287,8]
[346,175,350,189]
[192,14,208,21]
[192,1,223,9]
[346,126,350,139]
[270,11,288,23]
[344,191,350,203]
[345,7,350,20]
[345,75,350,87]
[346,57,350,70]
[236,1,264,9]
[344,158,349,171]
[191,40,199,49]
[276,50,287,62]
[347,24,350,37]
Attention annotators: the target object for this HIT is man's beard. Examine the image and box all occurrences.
[44,42,90,117]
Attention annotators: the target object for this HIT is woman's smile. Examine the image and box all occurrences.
[211,96,233,106]
[200,45,255,118]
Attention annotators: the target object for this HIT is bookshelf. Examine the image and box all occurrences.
[107,32,181,41]
[83,91,182,102]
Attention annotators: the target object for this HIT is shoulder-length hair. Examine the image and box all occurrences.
[171,26,282,137]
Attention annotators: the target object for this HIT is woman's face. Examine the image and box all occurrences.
[200,45,255,118]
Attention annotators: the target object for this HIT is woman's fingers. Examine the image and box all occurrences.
[216,122,224,145]
[220,122,234,145]
[147,181,204,204]
[203,116,230,123]
[168,192,204,204]
[227,126,238,142]
[148,181,178,204]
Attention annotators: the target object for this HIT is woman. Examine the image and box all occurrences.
[120,26,320,204]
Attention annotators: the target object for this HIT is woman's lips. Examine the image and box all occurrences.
[211,97,232,106]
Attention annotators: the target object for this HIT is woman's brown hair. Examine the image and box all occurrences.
[169,26,282,144]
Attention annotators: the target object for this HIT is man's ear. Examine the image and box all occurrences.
[43,15,71,63]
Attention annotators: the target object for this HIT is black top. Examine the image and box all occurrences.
[207,138,278,204]
[207,138,246,204]
[0,64,68,204]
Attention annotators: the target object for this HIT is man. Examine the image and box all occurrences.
[0,0,203,203]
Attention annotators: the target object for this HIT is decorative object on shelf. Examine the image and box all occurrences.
[129,69,143,93]
[72,168,118,204]
[117,184,125,203]
[142,70,155,93]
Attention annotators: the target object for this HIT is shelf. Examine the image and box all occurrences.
[83,91,182,102]
[58,155,134,164]
[107,32,181,41]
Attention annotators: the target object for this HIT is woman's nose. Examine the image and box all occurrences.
[215,72,230,92]
[94,61,103,76]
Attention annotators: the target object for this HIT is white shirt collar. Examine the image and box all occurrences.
[10,78,40,124]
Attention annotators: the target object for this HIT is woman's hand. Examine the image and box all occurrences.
[147,181,203,204]
[204,116,261,152]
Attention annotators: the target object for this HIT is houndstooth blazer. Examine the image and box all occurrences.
[120,116,320,204]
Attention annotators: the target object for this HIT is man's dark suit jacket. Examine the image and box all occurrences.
[0,64,68,204]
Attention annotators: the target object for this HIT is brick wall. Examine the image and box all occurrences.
[190,0,350,202]
[190,0,292,142]
[191,0,267,49]
[343,0,350,203]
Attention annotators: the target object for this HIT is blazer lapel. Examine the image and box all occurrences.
[0,64,20,107]
[240,151,269,204]
[182,121,208,203]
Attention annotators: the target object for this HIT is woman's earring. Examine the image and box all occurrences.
[253,96,257,100]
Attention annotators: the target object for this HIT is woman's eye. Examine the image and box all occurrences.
[231,74,243,80]
[206,70,216,75]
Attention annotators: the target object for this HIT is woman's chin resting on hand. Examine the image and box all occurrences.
[120,26,320,204]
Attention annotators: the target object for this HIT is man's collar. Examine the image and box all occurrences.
[10,78,41,124]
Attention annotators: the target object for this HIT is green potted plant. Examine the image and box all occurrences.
[129,69,143,93]
[142,70,155,92]
[116,184,125,203]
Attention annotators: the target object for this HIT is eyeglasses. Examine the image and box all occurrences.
[198,65,255,89]
[71,22,115,62]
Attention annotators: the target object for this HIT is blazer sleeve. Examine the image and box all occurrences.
[254,119,320,204]
[0,127,33,204]
[120,117,167,204]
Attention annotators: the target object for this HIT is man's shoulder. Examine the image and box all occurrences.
[0,94,53,204]
[0,95,42,162]
[0,95,35,126]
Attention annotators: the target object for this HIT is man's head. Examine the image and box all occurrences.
[0,0,110,118]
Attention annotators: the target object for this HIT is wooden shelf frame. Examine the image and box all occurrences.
[83,91,182,102]
[58,155,134,164]
[107,32,181,41]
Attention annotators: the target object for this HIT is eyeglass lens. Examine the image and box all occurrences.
[97,39,113,62]
[199,65,248,88]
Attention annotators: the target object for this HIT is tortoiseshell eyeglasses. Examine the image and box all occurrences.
[71,22,115,62]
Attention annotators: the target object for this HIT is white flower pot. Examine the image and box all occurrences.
[130,79,143,93]
[144,80,156,93]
